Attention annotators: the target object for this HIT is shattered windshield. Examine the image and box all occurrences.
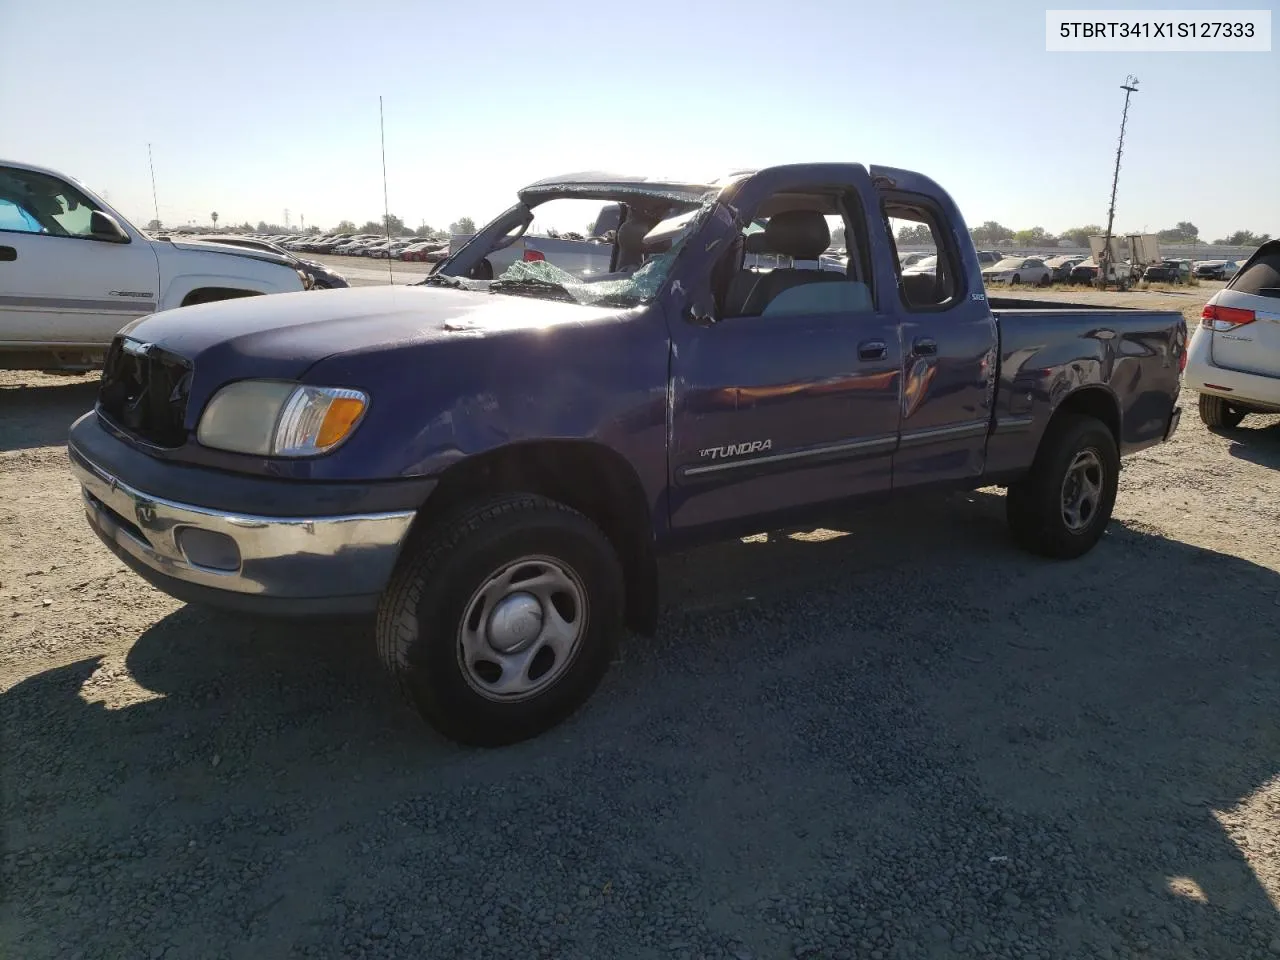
[444,199,710,306]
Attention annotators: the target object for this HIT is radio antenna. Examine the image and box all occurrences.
[148,143,160,227]
[379,96,393,284]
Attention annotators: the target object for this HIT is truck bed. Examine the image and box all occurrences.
[984,299,1186,475]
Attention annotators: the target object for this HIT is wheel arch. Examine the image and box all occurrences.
[414,439,659,635]
[179,287,264,308]
[1044,385,1121,451]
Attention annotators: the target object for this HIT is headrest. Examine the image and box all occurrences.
[743,232,771,254]
[764,210,830,261]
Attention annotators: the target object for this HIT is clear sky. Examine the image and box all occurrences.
[2,0,1275,239]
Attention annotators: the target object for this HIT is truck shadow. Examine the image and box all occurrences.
[3,491,1277,958]
[1224,419,1280,470]
[0,377,98,452]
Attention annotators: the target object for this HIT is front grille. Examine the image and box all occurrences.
[97,336,193,448]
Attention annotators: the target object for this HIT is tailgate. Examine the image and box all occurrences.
[1209,244,1280,379]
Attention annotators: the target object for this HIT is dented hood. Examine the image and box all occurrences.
[119,284,620,385]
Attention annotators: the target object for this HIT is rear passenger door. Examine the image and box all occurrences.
[877,187,998,488]
[667,165,903,535]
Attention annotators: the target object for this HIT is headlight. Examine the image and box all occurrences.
[196,381,368,456]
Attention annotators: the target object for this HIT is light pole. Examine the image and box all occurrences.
[1098,75,1138,289]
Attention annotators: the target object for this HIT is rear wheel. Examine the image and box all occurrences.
[1006,414,1119,559]
[1038,273,1051,287]
[376,494,624,747]
[1011,274,1022,285]
[1198,393,1247,429]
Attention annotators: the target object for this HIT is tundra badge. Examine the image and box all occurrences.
[699,439,772,460]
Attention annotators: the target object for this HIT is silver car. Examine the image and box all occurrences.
[982,256,1052,286]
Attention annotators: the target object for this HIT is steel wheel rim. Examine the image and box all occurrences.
[1060,448,1104,533]
[456,554,588,702]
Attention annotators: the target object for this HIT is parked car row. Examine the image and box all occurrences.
[230,232,455,263]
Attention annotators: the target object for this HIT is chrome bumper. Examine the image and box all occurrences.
[71,453,415,603]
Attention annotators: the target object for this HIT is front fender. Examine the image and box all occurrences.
[155,245,305,308]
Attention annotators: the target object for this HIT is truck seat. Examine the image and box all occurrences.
[726,211,846,317]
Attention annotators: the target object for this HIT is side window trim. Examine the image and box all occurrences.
[880,190,966,314]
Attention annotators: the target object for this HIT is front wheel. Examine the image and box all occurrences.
[1038,273,1051,287]
[376,494,624,747]
[1011,274,1022,285]
[1006,414,1119,559]
[1198,393,1247,429]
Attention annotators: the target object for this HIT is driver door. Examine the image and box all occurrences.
[0,164,158,346]
[666,165,903,535]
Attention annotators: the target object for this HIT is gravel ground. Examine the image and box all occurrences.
[2,284,1278,960]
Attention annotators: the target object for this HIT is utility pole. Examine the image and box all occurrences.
[284,208,290,229]
[1098,75,1138,290]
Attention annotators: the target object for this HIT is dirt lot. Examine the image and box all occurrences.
[2,285,1279,960]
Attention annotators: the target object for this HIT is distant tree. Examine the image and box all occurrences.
[239,221,253,232]
[1156,221,1199,243]
[146,218,162,232]
[256,221,269,232]
[210,212,218,227]
[1059,224,1102,247]
[1013,226,1055,247]
[830,225,846,249]
[970,221,1014,247]
[333,219,357,234]
[381,213,406,235]
[449,217,477,235]
[1213,230,1270,246]
[896,224,932,245]
[357,220,382,234]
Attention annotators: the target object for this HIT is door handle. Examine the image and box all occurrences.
[858,339,887,361]
[911,337,937,357]
[0,246,16,262]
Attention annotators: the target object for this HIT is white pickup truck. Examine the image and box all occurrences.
[0,159,307,371]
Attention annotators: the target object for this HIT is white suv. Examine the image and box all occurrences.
[0,160,307,372]
[1184,241,1280,428]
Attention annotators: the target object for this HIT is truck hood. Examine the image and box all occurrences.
[120,283,621,380]
[165,238,296,269]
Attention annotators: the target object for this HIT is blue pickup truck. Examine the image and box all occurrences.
[67,163,1186,745]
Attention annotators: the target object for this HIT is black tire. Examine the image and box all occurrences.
[1038,273,1051,287]
[376,494,624,747]
[1005,414,1119,559]
[1011,274,1022,285]
[1198,393,1247,429]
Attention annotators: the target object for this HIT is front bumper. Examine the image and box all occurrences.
[68,413,427,616]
